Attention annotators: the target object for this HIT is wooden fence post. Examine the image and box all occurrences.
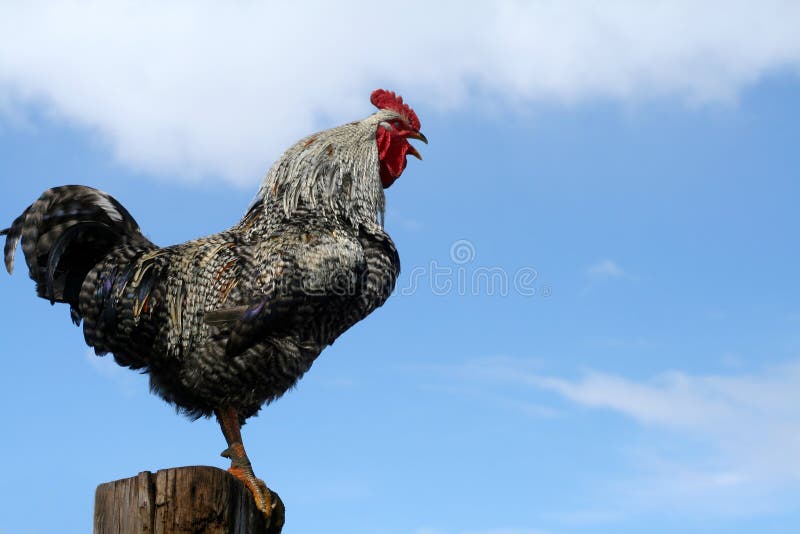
[94,466,284,534]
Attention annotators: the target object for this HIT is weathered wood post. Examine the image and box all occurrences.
[94,466,284,534]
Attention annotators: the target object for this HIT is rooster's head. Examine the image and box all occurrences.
[370,89,427,188]
[257,88,426,229]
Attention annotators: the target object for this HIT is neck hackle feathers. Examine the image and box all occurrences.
[256,89,423,228]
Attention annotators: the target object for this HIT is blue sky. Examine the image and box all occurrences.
[1,3,800,534]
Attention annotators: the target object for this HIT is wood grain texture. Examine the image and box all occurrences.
[94,466,281,534]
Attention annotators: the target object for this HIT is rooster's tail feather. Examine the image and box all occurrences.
[2,185,154,313]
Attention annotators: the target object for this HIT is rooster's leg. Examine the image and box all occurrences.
[215,407,285,531]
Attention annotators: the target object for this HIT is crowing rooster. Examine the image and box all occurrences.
[2,89,425,531]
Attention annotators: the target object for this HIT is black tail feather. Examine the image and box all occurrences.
[3,186,155,314]
[45,221,115,303]
[3,212,26,273]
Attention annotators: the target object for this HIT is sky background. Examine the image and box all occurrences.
[1,2,800,533]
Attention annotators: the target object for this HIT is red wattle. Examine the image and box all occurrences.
[375,127,409,188]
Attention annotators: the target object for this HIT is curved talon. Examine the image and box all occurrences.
[266,485,286,533]
[227,464,285,532]
[229,465,272,513]
[215,407,284,531]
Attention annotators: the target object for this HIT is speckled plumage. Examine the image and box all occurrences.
[2,105,413,422]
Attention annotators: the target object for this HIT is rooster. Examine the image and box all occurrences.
[2,89,425,531]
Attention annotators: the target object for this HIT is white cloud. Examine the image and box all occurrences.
[460,357,800,515]
[586,259,630,279]
[1,1,799,184]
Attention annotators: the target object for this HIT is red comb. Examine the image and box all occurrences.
[370,89,420,131]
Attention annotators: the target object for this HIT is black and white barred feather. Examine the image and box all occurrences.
[2,109,403,421]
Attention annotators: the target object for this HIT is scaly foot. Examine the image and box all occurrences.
[216,407,285,532]
[221,444,285,532]
[222,443,270,512]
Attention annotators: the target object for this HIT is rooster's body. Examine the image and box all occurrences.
[2,89,424,530]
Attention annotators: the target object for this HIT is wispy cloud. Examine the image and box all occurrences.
[455,357,800,516]
[553,508,626,526]
[586,259,631,280]
[1,1,799,184]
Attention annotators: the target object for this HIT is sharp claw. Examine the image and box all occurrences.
[229,465,273,514]
[264,485,286,534]
[224,448,282,529]
[215,407,283,531]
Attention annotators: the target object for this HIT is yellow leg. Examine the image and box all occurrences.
[215,407,285,532]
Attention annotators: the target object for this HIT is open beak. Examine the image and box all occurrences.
[407,144,422,160]
[405,130,427,160]
[407,131,428,144]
